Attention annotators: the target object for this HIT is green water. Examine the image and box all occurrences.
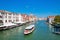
[0,21,60,40]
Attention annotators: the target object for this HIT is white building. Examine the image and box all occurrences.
[0,10,22,26]
[48,16,55,24]
[15,14,23,23]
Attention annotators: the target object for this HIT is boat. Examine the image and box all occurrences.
[24,25,35,35]
[0,23,17,30]
[15,21,26,26]
[0,26,6,30]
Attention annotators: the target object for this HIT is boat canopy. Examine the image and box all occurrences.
[3,23,16,26]
[25,25,34,29]
[0,23,16,27]
[16,21,26,24]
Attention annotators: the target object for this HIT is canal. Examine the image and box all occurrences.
[0,21,60,40]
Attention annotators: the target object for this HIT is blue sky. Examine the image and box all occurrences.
[0,0,60,17]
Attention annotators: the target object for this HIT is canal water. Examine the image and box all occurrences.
[0,21,60,40]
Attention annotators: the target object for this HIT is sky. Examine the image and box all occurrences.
[0,0,60,17]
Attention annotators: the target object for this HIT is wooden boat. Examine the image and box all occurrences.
[24,25,35,35]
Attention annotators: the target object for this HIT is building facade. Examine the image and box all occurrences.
[0,10,22,25]
[48,16,55,24]
[0,10,37,26]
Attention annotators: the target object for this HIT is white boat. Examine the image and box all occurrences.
[0,23,17,30]
[15,21,26,26]
[24,25,35,35]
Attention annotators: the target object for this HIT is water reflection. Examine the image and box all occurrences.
[48,24,60,34]
[48,24,54,32]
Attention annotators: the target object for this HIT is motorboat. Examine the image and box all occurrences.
[24,25,35,35]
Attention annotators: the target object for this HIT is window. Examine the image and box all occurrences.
[9,13,12,15]
[9,16,11,18]
[5,20,7,22]
[9,20,12,22]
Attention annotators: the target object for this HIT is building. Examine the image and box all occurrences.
[28,14,37,22]
[21,14,37,22]
[0,10,13,25]
[0,10,22,25]
[15,14,22,23]
[0,10,37,26]
[48,16,55,24]
[21,14,28,22]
